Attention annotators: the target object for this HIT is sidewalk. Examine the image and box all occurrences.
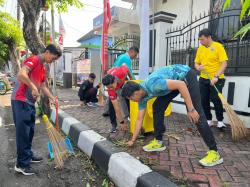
[58,88,250,187]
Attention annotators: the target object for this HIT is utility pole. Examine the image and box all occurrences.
[51,0,57,96]
[17,1,20,21]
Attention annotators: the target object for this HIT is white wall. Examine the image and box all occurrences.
[63,47,85,73]
[117,7,138,25]
[155,0,210,28]
[64,52,72,73]
[171,76,250,128]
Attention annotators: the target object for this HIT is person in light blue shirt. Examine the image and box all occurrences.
[102,46,139,117]
[121,64,223,167]
[113,46,139,79]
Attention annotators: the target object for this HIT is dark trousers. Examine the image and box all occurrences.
[109,97,130,128]
[79,88,98,104]
[199,77,225,121]
[153,69,217,151]
[11,100,35,167]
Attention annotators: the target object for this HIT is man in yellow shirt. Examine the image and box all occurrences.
[195,29,228,129]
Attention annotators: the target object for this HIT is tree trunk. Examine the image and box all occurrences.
[8,42,20,76]
[17,0,45,54]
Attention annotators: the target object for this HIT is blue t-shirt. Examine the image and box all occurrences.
[113,53,135,79]
[138,64,191,110]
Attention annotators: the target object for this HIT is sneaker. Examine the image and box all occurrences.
[87,102,94,107]
[31,155,43,163]
[143,139,166,152]
[109,127,117,133]
[14,165,36,176]
[217,121,226,129]
[199,150,223,167]
[207,120,213,127]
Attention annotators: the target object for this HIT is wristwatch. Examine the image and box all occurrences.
[214,75,219,78]
[188,108,195,113]
[120,120,125,124]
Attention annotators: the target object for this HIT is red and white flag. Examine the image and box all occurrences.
[101,0,111,76]
[58,15,66,48]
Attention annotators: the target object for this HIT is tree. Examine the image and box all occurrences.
[224,0,250,39]
[0,12,24,75]
[17,0,83,115]
[17,0,83,54]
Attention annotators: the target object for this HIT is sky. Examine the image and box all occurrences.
[1,0,133,47]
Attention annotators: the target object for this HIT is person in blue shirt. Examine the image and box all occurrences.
[102,46,139,117]
[121,64,223,167]
[113,46,139,79]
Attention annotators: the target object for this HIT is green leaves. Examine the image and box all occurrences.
[0,12,24,46]
[223,0,250,40]
[234,22,250,40]
[223,0,250,21]
[223,0,231,11]
[0,12,24,66]
[240,0,250,20]
[0,0,4,6]
[46,0,84,13]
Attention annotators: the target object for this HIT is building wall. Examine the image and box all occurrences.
[154,0,210,28]
[79,36,112,47]
[117,7,138,25]
[111,24,140,38]
[63,47,85,72]
[171,76,250,128]
[90,49,102,84]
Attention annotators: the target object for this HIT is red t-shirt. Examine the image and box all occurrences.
[107,65,129,100]
[12,55,46,105]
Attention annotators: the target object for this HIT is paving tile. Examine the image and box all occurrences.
[58,88,250,187]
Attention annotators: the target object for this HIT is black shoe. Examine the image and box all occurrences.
[102,112,110,117]
[31,156,43,163]
[15,165,36,176]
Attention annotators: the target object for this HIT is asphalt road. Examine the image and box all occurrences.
[0,108,109,187]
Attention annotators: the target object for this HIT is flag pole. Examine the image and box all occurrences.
[51,0,57,96]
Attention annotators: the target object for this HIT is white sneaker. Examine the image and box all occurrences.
[87,102,94,107]
[217,121,226,128]
[207,120,213,127]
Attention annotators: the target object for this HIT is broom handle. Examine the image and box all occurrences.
[37,100,45,115]
[55,96,59,131]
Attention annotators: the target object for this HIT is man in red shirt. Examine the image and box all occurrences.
[102,65,133,132]
[11,44,62,175]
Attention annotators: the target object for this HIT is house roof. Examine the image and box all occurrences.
[77,30,101,42]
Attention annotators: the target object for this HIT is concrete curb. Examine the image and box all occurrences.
[50,109,178,187]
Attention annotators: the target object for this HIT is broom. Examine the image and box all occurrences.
[98,84,105,106]
[202,70,248,141]
[38,101,68,169]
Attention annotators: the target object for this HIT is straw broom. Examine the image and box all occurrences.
[42,114,68,169]
[203,70,248,141]
[38,99,68,169]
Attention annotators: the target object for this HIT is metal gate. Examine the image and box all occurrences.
[108,35,140,70]
[166,9,250,76]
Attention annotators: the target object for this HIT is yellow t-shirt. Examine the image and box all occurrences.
[195,42,228,79]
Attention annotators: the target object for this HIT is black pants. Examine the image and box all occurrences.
[79,88,98,104]
[11,100,35,167]
[109,97,130,128]
[199,77,225,121]
[153,69,217,151]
